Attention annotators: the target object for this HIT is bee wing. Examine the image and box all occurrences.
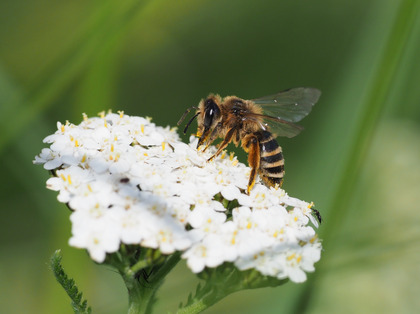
[252,87,321,123]
[247,114,305,138]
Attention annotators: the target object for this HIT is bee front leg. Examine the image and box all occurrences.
[207,127,236,162]
[202,123,222,152]
[242,134,260,194]
[197,127,211,149]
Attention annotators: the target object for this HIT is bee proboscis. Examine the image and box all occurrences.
[178,87,321,196]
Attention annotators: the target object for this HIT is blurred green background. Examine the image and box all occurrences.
[1,0,420,313]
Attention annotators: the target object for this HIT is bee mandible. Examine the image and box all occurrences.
[178,87,321,194]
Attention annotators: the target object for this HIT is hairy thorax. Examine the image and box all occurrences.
[221,97,263,145]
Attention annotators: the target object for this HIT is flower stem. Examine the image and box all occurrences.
[148,251,182,284]
[125,279,155,314]
[115,251,181,314]
[127,260,149,277]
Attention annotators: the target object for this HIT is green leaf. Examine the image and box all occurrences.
[178,264,287,314]
[49,250,92,314]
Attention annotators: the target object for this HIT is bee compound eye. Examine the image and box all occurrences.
[203,99,220,127]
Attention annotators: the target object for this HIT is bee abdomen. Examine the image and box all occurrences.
[258,131,285,187]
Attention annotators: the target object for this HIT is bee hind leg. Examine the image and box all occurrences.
[242,134,260,194]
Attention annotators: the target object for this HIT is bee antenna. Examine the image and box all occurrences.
[177,106,198,126]
[183,112,200,134]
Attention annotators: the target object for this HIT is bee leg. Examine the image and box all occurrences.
[197,127,211,149]
[243,134,260,194]
[198,126,221,150]
[207,127,236,162]
[202,124,221,152]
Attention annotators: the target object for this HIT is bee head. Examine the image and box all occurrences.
[193,94,222,148]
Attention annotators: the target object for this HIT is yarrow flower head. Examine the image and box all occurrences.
[34,111,322,284]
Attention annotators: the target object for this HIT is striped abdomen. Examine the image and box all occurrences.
[258,130,285,187]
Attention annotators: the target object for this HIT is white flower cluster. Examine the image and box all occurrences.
[34,111,322,283]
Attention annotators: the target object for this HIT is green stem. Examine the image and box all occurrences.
[148,252,181,284]
[118,251,181,314]
[125,278,155,314]
[293,0,420,313]
[127,260,150,277]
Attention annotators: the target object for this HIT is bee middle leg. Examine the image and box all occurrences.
[242,134,260,194]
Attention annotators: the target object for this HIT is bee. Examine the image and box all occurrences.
[178,87,321,195]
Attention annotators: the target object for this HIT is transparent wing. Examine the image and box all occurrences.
[252,87,321,123]
[247,114,304,138]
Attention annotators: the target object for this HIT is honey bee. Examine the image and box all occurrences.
[178,87,321,195]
